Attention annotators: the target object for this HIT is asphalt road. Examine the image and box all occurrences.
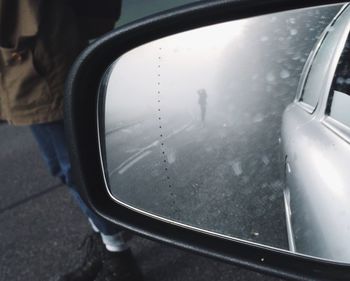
[0,123,286,281]
[106,106,288,250]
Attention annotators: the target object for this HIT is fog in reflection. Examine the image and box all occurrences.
[103,6,340,251]
[105,20,244,133]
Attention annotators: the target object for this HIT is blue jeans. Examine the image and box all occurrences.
[30,120,121,235]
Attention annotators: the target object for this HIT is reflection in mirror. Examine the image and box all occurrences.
[101,5,350,263]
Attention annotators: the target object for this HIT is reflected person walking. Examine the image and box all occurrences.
[198,89,208,123]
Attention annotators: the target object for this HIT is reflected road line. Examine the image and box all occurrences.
[166,122,193,139]
[110,122,193,176]
[112,140,159,175]
[118,150,152,175]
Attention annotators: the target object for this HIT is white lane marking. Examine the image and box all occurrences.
[110,122,193,176]
[185,124,195,132]
[116,141,159,170]
[166,122,192,139]
[118,150,152,175]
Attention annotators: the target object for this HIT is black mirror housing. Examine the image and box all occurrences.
[65,1,350,280]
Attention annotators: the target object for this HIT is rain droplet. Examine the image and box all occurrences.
[266,72,275,83]
[231,161,243,176]
[167,148,176,165]
[253,113,264,123]
[290,29,298,36]
[337,77,345,84]
[262,156,270,166]
[289,17,296,24]
[280,69,290,79]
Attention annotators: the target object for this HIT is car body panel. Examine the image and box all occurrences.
[282,4,350,262]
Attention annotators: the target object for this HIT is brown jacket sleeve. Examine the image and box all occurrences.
[0,0,121,125]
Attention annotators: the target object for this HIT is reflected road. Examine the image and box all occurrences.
[106,106,289,250]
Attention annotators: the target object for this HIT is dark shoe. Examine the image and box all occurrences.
[95,249,143,281]
[57,233,103,281]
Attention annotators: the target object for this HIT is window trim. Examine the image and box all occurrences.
[297,30,330,112]
[296,4,348,113]
[325,43,350,125]
[297,100,317,114]
[322,115,350,144]
[322,8,350,141]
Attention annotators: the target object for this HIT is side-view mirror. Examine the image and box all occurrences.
[65,1,350,280]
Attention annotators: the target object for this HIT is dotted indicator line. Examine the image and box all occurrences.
[157,48,172,190]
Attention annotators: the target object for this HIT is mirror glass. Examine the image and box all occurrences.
[101,4,350,263]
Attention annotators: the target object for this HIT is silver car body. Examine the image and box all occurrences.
[282,4,350,263]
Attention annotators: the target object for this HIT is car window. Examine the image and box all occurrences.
[327,39,350,127]
[299,30,336,109]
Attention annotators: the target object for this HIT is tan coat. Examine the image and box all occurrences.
[0,0,118,125]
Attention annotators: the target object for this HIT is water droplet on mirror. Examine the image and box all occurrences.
[262,156,270,166]
[167,150,176,164]
[289,17,296,24]
[253,114,264,123]
[266,72,275,83]
[280,69,290,79]
[337,77,345,84]
[290,28,298,36]
[328,26,335,33]
[231,161,242,176]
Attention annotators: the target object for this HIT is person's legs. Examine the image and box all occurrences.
[200,105,206,122]
[31,120,122,236]
[30,120,142,281]
[30,124,62,181]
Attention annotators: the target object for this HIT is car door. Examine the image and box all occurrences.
[282,5,350,262]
